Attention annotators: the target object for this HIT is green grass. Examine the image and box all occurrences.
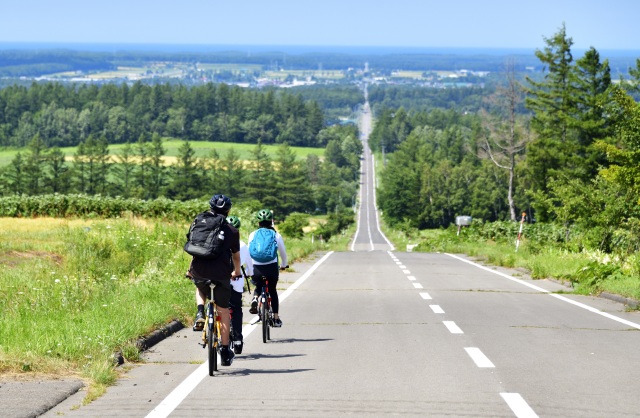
[0,218,191,388]
[0,139,325,167]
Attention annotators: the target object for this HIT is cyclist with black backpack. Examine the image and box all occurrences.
[248,209,288,327]
[184,194,242,366]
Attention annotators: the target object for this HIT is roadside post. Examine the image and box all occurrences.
[515,212,526,252]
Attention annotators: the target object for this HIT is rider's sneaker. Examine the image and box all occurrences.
[233,340,243,354]
[273,317,283,327]
[220,346,235,366]
[192,312,205,331]
[249,297,258,314]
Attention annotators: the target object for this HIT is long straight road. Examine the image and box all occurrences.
[45,98,640,417]
[351,98,394,252]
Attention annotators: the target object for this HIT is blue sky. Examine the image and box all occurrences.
[0,0,638,50]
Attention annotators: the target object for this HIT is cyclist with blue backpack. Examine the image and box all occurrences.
[248,209,288,327]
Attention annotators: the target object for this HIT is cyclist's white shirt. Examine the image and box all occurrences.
[230,241,253,293]
[239,241,254,276]
[247,229,288,267]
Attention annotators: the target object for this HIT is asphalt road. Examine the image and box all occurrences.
[32,96,640,417]
[351,98,394,252]
[43,250,640,417]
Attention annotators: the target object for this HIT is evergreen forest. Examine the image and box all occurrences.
[374,24,640,258]
[0,82,363,222]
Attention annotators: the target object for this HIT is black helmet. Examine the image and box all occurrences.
[227,215,241,229]
[209,194,232,212]
[255,209,273,222]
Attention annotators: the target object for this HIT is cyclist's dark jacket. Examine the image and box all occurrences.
[188,222,240,285]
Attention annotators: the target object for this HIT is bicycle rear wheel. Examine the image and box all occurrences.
[266,305,272,341]
[261,300,268,343]
[207,310,217,375]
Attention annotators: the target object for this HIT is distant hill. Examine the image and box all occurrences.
[0,44,637,77]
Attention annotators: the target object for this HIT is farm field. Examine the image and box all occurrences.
[0,140,325,167]
[263,69,345,80]
[44,64,188,81]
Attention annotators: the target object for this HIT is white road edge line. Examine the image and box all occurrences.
[144,251,335,418]
[500,392,539,418]
[445,253,640,331]
[443,321,464,334]
[464,347,495,367]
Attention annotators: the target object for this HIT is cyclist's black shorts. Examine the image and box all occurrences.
[253,262,279,281]
[191,277,231,308]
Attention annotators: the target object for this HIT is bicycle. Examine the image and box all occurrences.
[258,276,274,343]
[200,281,236,376]
[200,282,221,375]
[255,265,288,344]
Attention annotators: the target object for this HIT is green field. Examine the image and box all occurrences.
[0,140,325,167]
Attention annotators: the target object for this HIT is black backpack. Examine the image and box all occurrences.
[184,211,227,259]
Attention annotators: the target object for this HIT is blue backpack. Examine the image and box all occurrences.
[249,228,278,263]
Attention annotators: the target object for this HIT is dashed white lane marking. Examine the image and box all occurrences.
[413,283,423,289]
[145,252,335,418]
[402,269,411,274]
[446,253,640,331]
[395,261,402,265]
[430,305,445,314]
[464,347,495,368]
[407,276,416,281]
[500,393,539,418]
[419,292,432,300]
[399,265,407,269]
[443,321,464,334]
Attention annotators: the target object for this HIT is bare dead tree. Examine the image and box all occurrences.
[479,60,532,221]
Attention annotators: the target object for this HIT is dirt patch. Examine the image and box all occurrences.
[0,250,63,267]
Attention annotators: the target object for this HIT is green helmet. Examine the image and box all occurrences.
[255,209,273,222]
[227,215,241,229]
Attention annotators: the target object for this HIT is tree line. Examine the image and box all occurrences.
[0,123,362,218]
[375,24,640,255]
[0,81,326,148]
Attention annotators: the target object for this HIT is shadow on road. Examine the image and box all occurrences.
[239,352,306,360]
[214,368,315,377]
[268,337,333,344]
